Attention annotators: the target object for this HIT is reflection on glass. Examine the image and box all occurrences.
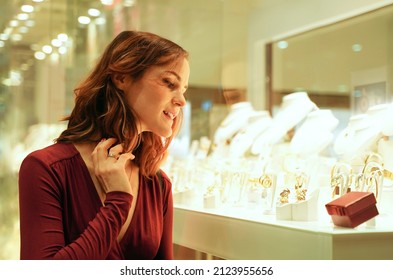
[270,4,393,115]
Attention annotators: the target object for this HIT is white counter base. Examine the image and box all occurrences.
[173,204,393,260]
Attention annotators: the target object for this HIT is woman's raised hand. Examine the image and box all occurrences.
[91,138,135,195]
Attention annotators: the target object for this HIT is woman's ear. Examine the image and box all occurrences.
[112,73,127,90]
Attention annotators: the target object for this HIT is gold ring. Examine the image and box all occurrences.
[259,175,272,188]
[108,152,116,158]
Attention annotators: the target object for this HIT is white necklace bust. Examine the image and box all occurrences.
[213,101,255,146]
[251,92,316,156]
[290,109,339,156]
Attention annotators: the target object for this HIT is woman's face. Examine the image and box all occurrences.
[118,57,190,138]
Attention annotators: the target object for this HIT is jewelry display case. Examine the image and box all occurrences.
[166,93,393,260]
[170,155,393,260]
[173,200,393,260]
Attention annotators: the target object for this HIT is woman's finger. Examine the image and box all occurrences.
[117,152,135,165]
[95,138,118,160]
[108,143,125,159]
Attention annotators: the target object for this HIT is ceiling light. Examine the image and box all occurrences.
[17,13,29,20]
[0,34,9,40]
[352,44,362,52]
[58,46,67,54]
[78,16,91,25]
[32,0,44,3]
[57,33,68,42]
[101,0,114,6]
[88,8,101,17]
[51,38,62,47]
[42,45,53,54]
[34,51,46,60]
[277,40,288,49]
[123,0,136,7]
[9,20,19,27]
[21,5,34,13]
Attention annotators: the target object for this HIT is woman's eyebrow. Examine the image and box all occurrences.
[164,70,181,81]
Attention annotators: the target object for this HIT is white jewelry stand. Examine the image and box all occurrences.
[229,111,272,157]
[380,102,393,136]
[272,91,317,135]
[251,92,316,156]
[334,114,381,160]
[276,188,320,221]
[290,109,339,156]
[292,188,320,221]
[367,103,391,130]
[213,101,255,146]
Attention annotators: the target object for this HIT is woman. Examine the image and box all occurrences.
[18,31,190,259]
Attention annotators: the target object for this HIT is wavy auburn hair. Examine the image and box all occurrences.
[56,31,188,177]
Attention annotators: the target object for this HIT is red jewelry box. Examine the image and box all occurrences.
[325,192,378,228]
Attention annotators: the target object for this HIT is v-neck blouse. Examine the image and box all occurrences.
[18,142,173,259]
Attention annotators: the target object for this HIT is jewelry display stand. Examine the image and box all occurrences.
[213,102,255,147]
[367,103,391,131]
[276,202,292,220]
[276,187,320,221]
[292,188,320,221]
[211,102,256,159]
[229,111,272,157]
[203,188,221,209]
[334,114,381,160]
[251,92,316,156]
[272,92,317,133]
[290,109,338,156]
[249,173,277,215]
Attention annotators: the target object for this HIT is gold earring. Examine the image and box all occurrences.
[279,188,290,204]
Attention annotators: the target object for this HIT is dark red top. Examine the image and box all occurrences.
[18,142,173,260]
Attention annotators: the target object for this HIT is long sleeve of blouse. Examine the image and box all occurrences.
[18,143,173,260]
[18,150,132,259]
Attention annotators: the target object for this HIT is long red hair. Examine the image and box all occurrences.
[56,31,188,177]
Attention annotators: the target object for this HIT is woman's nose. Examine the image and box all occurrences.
[172,93,186,107]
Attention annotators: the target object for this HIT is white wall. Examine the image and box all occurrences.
[247,0,393,110]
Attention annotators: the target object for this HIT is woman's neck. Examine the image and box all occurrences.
[73,141,99,169]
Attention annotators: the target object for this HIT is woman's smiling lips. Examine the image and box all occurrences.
[163,110,177,120]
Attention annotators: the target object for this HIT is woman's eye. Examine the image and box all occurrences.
[163,78,176,89]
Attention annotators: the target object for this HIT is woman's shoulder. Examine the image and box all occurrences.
[141,169,172,194]
[158,169,171,184]
[23,142,79,166]
[157,169,173,192]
